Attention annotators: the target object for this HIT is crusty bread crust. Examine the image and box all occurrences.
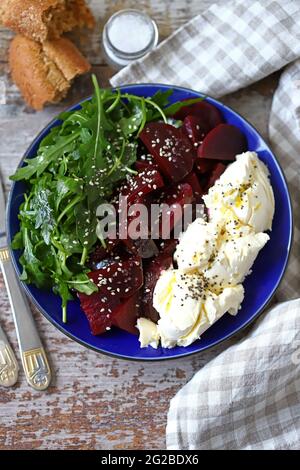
[9,35,62,110]
[43,37,91,81]
[2,0,95,42]
[9,35,91,110]
[67,0,95,29]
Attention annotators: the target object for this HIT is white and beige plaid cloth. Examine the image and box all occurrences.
[167,299,300,450]
[111,0,300,450]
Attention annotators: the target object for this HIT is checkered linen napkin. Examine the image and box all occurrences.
[167,299,300,450]
[111,0,300,450]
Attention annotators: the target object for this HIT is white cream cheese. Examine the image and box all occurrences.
[203,152,275,233]
[153,270,205,343]
[149,269,245,349]
[136,318,160,349]
[174,218,219,273]
[204,232,270,288]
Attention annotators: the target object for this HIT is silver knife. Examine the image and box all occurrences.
[0,176,51,391]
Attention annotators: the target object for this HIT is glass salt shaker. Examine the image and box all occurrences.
[102,9,159,70]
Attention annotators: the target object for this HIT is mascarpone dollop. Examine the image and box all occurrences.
[174,218,219,272]
[136,318,160,349]
[204,232,270,288]
[152,270,244,348]
[203,151,275,233]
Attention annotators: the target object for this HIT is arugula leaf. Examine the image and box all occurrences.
[119,102,144,135]
[30,177,55,245]
[20,228,50,288]
[53,282,74,323]
[54,176,83,211]
[11,131,81,181]
[11,231,23,250]
[67,273,98,295]
[149,89,173,108]
[75,202,98,255]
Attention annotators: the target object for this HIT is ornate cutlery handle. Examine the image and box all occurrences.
[0,248,51,391]
[0,332,18,387]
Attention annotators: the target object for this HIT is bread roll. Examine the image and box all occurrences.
[9,35,91,110]
[1,0,95,42]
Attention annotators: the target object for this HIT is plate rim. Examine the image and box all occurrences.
[7,82,294,361]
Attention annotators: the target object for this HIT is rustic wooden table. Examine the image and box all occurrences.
[0,0,280,450]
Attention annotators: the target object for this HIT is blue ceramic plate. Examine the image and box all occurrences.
[7,84,293,361]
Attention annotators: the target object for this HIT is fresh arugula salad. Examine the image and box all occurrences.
[11,75,202,322]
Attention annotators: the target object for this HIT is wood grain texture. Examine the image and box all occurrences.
[0,0,279,450]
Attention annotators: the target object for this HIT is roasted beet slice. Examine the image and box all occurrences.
[198,124,248,161]
[182,115,209,146]
[150,183,194,239]
[157,183,193,238]
[156,239,178,257]
[112,292,139,335]
[88,239,120,270]
[78,255,143,335]
[139,122,195,183]
[135,161,149,173]
[174,100,224,129]
[138,240,159,258]
[120,191,154,255]
[78,286,120,335]
[137,141,151,159]
[182,172,204,200]
[119,167,164,204]
[141,240,177,323]
[195,157,219,174]
[116,170,163,250]
[134,160,157,173]
[123,238,160,258]
[157,182,194,206]
[96,255,143,300]
[205,163,227,191]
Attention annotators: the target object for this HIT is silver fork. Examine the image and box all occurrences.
[0,174,51,391]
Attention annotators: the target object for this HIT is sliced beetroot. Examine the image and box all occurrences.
[123,238,159,258]
[157,182,194,206]
[182,115,209,146]
[101,255,143,299]
[155,183,194,238]
[121,192,154,255]
[198,124,248,161]
[119,167,164,204]
[78,285,119,335]
[156,238,178,257]
[205,163,227,191]
[134,160,157,173]
[132,239,159,258]
[195,157,219,174]
[116,169,164,250]
[182,172,204,201]
[137,141,151,159]
[174,100,224,129]
[135,161,150,173]
[112,292,139,335]
[141,239,177,323]
[78,254,143,335]
[139,122,195,183]
[88,239,120,270]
